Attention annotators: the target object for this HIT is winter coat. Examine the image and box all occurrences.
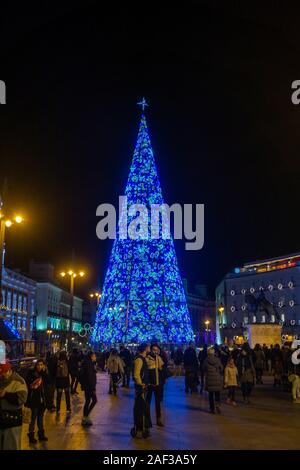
[80,357,97,392]
[68,354,80,377]
[224,365,238,387]
[55,359,70,389]
[203,355,223,392]
[107,354,124,375]
[0,372,28,429]
[119,349,133,368]
[25,368,49,410]
[237,355,255,383]
[183,347,198,371]
[146,353,164,386]
[174,349,184,365]
[254,349,265,369]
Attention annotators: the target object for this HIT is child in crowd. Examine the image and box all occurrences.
[224,357,238,406]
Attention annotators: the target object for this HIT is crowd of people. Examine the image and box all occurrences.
[177,341,300,413]
[0,340,299,448]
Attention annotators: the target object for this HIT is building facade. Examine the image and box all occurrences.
[29,261,83,350]
[183,279,215,345]
[216,252,300,346]
[0,266,36,341]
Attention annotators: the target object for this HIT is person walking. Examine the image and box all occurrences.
[119,345,133,388]
[183,342,199,394]
[173,347,184,377]
[253,344,265,384]
[146,344,165,427]
[45,351,57,412]
[203,347,223,414]
[80,351,98,426]
[132,343,151,438]
[55,351,71,414]
[25,359,49,443]
[69,348,80,395]
[107,349,124,395]
[198,344,208,394]
[237,347,256,404]
[224,357,238,405]
[0,361,28,450]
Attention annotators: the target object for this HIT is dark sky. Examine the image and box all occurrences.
[1,2,300,299]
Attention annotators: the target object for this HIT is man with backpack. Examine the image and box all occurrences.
[55,351,71,414]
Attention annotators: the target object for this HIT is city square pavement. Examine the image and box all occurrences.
[21,372,300,450]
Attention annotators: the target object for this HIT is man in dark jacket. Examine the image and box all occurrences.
[25,359,49,443]
[119,345,133,388]
[69,348,80,395]
[203,347,223,414]
[80,351,98,427]
[0,361,28,450]
[183,342,199,393]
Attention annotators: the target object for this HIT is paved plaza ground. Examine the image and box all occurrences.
[21,372,300,450]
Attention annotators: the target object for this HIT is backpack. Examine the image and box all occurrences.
[56,360,68,378]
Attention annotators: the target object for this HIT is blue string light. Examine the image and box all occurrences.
[92,113,194,344]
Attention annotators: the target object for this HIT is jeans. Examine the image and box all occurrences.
[0,426,22,450]
[209,391,220,411]
[56,387,71,411]
[109,373,119,394]
[70,375,79,393]
[83,389,97,417]
[29,408,45,433]
[241,382,252,399]
[122,367,131,387]
[227,386,236,401]
[146,385,163,419]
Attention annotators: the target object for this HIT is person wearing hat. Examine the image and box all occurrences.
[0,361,28,450]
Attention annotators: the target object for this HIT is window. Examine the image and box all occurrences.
[271,315,275,323]
[280,313,285,322]
[253,315,256,323]
[261,315,266,323]
[244,317,248,324]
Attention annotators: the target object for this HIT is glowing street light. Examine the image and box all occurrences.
[0,210,25,309]
[90,291,101,306]
[59,269,86,333]
[204,320,210,332]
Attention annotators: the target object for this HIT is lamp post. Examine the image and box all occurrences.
[218,303,224,325]
[60,270,85,337]
[0,214,24,313]
[204,320,210,331]
[89,292,101,306]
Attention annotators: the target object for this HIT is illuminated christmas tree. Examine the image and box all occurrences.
[92,100,194,344]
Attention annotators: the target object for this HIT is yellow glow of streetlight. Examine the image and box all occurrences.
[218,305,224,314]
[68,270,73,276]
[15,215,23,224]
[5,220,12,227]
[60,272,66,277]
[204,320,210,326]
[79,271,85,277]
[90,293,94,298]
[73,273,77,278]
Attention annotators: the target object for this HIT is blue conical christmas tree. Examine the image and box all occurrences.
[92,106,194,344]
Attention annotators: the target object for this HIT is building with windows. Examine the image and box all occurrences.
[29,261,83,349]
[183,279,215,345]
[0,267,36,341]
[216,252,300,346]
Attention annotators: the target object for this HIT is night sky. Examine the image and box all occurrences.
[1,2,300,299]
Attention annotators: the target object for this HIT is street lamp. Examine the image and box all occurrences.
[89,291,101,306]
[0,213,24,310]
[204,320,210,331]
[59,269,86,334]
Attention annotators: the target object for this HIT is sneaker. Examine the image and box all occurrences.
[231,401,237,406]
